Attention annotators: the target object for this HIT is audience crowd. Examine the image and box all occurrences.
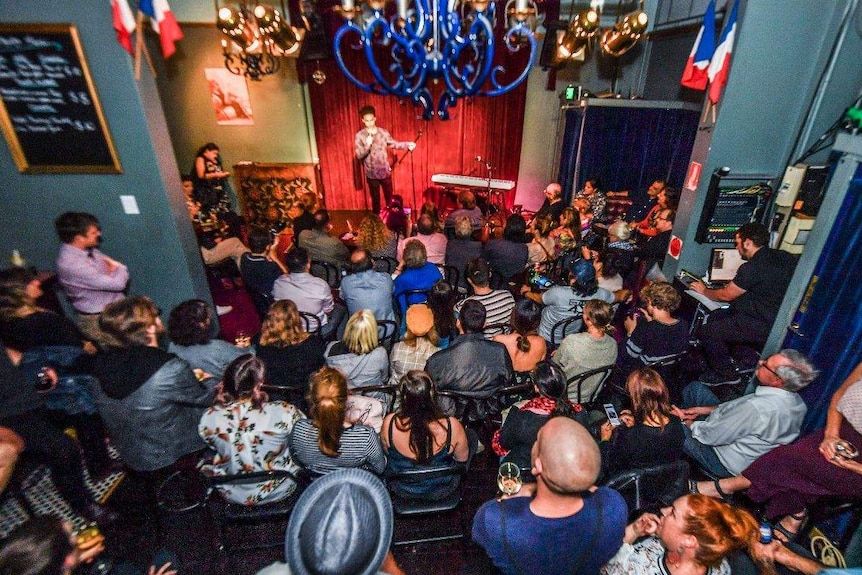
[0,188,855,575]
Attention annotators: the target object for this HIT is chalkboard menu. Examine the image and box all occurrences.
[0,24,121,174]
[695,181,772,244]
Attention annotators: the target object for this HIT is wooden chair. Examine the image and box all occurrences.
[372,255,398,274]
[566,364,616,405]
[377,319,400,353]
[310,260,341,289]
[549,314,583,349]
[602,460,690,520]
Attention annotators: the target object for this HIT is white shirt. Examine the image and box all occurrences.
[691,385,807,475]
[397,233,448,265]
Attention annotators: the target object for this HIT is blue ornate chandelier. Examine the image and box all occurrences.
[333,0,540,119]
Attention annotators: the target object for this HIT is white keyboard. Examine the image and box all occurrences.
[431,173,516,191]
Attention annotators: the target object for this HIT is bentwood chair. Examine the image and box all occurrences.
[566,364,616,406]
[549,314,583,349]
[602,460,690,520]
[310,260,341,289]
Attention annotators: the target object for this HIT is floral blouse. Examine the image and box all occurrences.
[602,536,729,575]
[199,399,304,506]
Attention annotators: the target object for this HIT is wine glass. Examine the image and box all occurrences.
[234,330,250,348]
[497,462,522,495]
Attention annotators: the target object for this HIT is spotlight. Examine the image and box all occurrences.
[599,9,648,57]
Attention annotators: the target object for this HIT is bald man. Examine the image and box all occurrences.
[529,182,565,229]
[472,418,627,575]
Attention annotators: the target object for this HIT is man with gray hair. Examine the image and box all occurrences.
[472,418,627,575]
[396,214,447,265]
[674,349,819,478]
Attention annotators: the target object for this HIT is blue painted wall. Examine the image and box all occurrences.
[0,1,210,315]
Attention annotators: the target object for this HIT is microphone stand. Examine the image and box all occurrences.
[392,129,423,214]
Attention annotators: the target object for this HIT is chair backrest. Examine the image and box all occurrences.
[437,264,460,292]
[602,459,690,519]
[549,314,583,349]
[566,364,615,404]
[352,383,400,413]
[372,255,398,274]
[483,322,513,338]
[645,350,690,405]
[377,319,400,353]
[52,282,79,322]
[298,311,322,334]
[246,287,273,320]
[310,260,341,288]
[384,462,467,512]
[397,289,430,311]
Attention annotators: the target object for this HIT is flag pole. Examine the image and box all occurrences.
[134,10,144,80]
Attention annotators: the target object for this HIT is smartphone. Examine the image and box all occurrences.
[604,403,621,427]
[530,270,553,289]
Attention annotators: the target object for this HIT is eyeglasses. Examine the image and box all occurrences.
[758,359,783,381]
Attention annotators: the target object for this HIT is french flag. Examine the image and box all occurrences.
[139,0,184,59]
[708,0,739,105]
[680,0,715,90]
[111,0,136,55]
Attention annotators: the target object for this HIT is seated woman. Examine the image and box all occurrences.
[695,360,862,542]
[493,361,584,479]
[428,279,458,348]
[550,207,582,257]
[602,494,758,575]
[388,304,440,386]
[167,299,248,382]
[527,214,555,265]
[393,239,443,316]
[289,367,386,476]
[554,299,618,403]
[199,354,304,505]
[619,282,690,380]
[255,299,326,410]
[324,310,389,401]
[493,299,546,387]
[482,214,529,282]
[380,370,470,500]
[0,268,114,476]
[91,296,217,475]
[357,213,398,260]
[598,368,686,480]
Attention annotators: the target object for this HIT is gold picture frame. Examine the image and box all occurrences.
[0,23,121,174]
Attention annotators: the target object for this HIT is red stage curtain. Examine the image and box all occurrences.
[299,7,529,212]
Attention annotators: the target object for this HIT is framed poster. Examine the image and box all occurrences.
[205,68,254,126]
[0,23,121,174]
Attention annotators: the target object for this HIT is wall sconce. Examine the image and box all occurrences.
[599,7,648,57]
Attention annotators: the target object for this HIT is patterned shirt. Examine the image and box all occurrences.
[602,536,729,575]
[199,399,304,505]
[388,338,441,386]
[354,127,412,180]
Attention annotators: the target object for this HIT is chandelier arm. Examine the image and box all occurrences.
[483,21,536,95]
[442,12,494,95]
[333,23,387,94]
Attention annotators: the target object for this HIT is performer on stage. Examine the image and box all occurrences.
[354,105,416,214]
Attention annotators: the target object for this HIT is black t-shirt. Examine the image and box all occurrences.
[0,311,85,351]
[731,247,797,324]
[240,254,283,295]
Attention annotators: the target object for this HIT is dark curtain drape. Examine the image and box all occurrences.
[784,163,862,433]
[556,104,700,206]
[299,1,528,211]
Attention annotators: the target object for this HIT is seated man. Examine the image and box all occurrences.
[673,349,818,479]
[425,300,513,420]
[619,281,690,377]
[340,248,396,323]
[444,189,483,235]
[455,258,515,335]
[397,214,447,265]
[239,230,288,297]
[445,215,483,290]
[528,182,566,230]
[690,222,797,385]
[272,247,345,339]
[472,417,627,575]
[520,259,621,343]
[297,209,350,268]
[627,178,665,224]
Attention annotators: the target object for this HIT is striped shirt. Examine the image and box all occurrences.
[455,290,516,337]
[289,418,386,476]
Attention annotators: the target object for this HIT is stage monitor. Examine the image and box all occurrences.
[708,248,745,283]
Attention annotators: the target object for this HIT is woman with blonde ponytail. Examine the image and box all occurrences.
[603,494,759,575]
[199,354,304,505]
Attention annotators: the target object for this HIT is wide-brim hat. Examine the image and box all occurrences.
[405,303,434,336]
[285,469,393,575]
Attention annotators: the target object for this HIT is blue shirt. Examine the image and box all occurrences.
[340,269,396,322]
[392,262,442,315]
